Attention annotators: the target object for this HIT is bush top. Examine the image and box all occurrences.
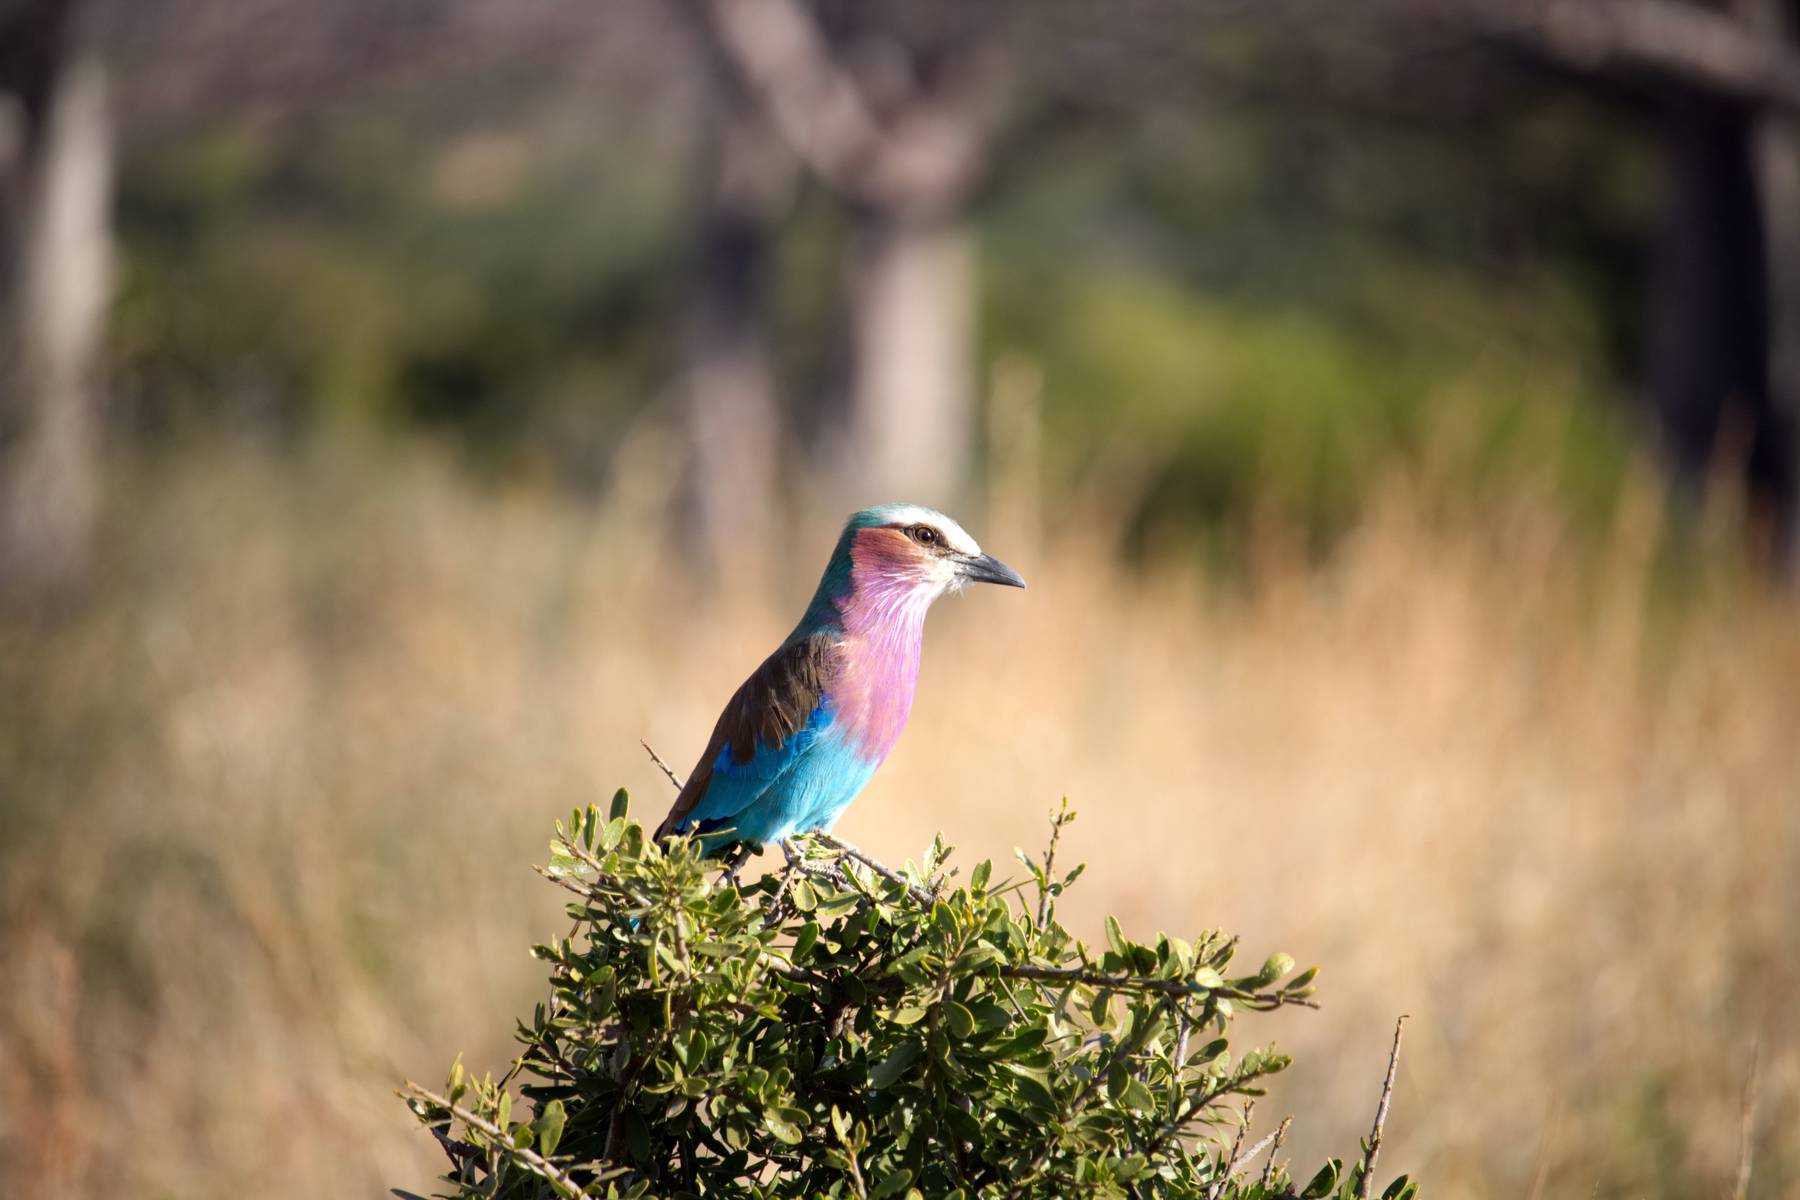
[403,793,1413,1200]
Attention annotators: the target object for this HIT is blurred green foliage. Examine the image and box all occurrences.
[109,85,1652,556]
[405,796,1412,1199]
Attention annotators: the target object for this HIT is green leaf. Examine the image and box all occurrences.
[792,921,820,961]
[610,788,630,821]
[1011,1073,1057,1112]
[970,860,992,892]
[1104,915,1128,959]
[944,999,976,1039]
[871,1167,915,1199]
[1301,1159,1341,1198]
[990,1026,1048,1057]
[765,1110,803,1145]
[870,1039,923,1089]
[791,879,818,913]
[1122,1077,1155,1111]
[533,1100,566,1157]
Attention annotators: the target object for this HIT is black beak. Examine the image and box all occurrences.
[961,552,1026,589]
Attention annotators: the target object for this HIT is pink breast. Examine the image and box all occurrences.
[833,541,932,760]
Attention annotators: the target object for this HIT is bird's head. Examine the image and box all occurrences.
[838,503,1026,606]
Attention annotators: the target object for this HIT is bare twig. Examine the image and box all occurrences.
[1732,1041,1763,1200]
[403,1082,613,1198]
[1356,1015,1410,1200]
[1524,1100,1556,1200]
[1037,799,1070,927]
[1260,1116,1293,1190]
[1228,1130,1280,1178]
[640,739,685,791]
[1204,1101,1255,1200]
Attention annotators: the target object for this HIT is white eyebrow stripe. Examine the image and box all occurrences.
[879,504,982,556]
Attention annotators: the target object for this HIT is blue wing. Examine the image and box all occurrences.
[681,700,835,847]
[656,633,840,851]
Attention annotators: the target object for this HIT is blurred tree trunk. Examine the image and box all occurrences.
[1645,0,1800,565]
[680,0,1005,509]
[1387,0,1800,566]
[842,207,975,505]
[678,103,791,578]
[0,0,109,604]
[1752,0,1800,564]
[1649,92,1779,507]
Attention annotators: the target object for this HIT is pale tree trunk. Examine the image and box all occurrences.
[678,104,790,579]
[842,214,973,505]
[678,0,1006,515]
[0,2,109,604]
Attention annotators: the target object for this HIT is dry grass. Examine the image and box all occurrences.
[2,439,1797,1199]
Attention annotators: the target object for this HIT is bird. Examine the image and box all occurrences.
[654,504,1025,858]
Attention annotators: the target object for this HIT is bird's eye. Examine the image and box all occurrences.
[909,525,938,546]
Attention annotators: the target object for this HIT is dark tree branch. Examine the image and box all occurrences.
[675,0,1006,219]
[403,1082,617,1198]
[1402,0,1800,112]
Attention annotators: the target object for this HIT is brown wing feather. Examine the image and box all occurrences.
[654,632,839,841]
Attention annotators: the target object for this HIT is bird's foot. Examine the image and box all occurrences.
[718,843,755,889]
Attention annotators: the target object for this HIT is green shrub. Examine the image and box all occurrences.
[401,795,1414,1200]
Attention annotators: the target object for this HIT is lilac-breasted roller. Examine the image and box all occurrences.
[654,504,1025,855]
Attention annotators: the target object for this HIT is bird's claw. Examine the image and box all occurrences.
[718,842,755,889]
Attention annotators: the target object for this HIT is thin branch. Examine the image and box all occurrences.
[640,739,686,791]
[812,831,935,903]
[1260,1117,1293,1190]
[1732,1040,1763,1200]
[1355,1015,1410,1200]
[403,1082,614,1199]
[1001,963,1320,1008]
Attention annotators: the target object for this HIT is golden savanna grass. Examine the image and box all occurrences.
[2,440,1796,1199]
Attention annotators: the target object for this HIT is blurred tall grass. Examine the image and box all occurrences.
[3,425,1796,1199]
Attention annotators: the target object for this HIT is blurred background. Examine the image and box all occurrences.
[2,0,1799,1196]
